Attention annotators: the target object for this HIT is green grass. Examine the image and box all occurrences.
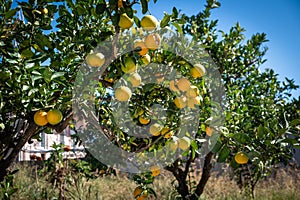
[2,163,300,200]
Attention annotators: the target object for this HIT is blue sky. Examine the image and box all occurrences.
[145,0,300,98]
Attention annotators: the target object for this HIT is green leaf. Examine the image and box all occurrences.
[233,133,250,144]
[160,13,170,28]
[111,13,120,27]
[281,138,298,144]
[217,145,230,162]
[290,119,300,127]
[76,5,85,15]
[172,22,183,34]
[172,7,178,18]
[257,124,265,138]
[133,16,141,27]
[96,3,106,15]
[5,9,17,19]
[25,62,35,69]
[210,140,222,153]
[125,7,133,18]
[190,140,198,150]
[51,72,65,80]
[109,0,118,10]
[140,0,148,14]
[21,49,34,58]
[43,67,52,83]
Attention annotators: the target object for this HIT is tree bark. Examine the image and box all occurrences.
[190,151,214,200]
[165,159,190,199]
[0,120,39,182]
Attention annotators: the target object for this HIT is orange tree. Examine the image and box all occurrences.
[1,0,300,199]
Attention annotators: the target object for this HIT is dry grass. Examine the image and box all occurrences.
[3,163,300,200]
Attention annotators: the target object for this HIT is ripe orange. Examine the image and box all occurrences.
[145,33,161,50]
[149,123,163,136]
[190,64,206,78]
[34,110,48,126]
[85,52,105,67]
[141,15,158,31]
[47,109,63,125]
[42,8,48,15]
[118,13,134,29]
[150,165,161,177]
[133,186,148,200]
[139,116,150,125]
[117,0,124,8]
[115,86,132,101]
[161,127,173,139]
[205,126,213,136]
[174,96,187,109]
[134,40,148,56]
[169,80,179,92]
[234,152,249,164]
[176,77,191,92]
[129,72,142,87]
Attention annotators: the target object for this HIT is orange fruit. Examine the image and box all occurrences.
[134,40,148,56]
[234,152,249,164]
[149,123,163,136]
[63,145,71,152]
[115,86,132,101]
[118,0,124,8]
[205,126,213,136]
[139,116,151,125]
[118,13,134,29]
[85,52,105,67]
[47,109,63,125]
[190,64,206,78]
[161,127,173,139]
[122,57,136,73]
[34,110,48,126]
[168,136,179,151]
[178,136,191,150]
[133,186,148,200]
[186,85,199,97]
[129,72,142,87]
[169,80,179,92]
[145,33,161,50]
[141,15,158,31]
[42,8,48,15]
[176,77,191,92]
[104,77,114,83]
[174,96,187,109]
[150,165,160,177]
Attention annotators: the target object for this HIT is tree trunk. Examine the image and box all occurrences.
[165,159,190,199]
[0,121,39,182]
[190,151,214,199]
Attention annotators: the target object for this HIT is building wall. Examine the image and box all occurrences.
[18,126,85,161]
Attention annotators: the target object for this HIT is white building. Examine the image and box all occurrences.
[18,126,86,161]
